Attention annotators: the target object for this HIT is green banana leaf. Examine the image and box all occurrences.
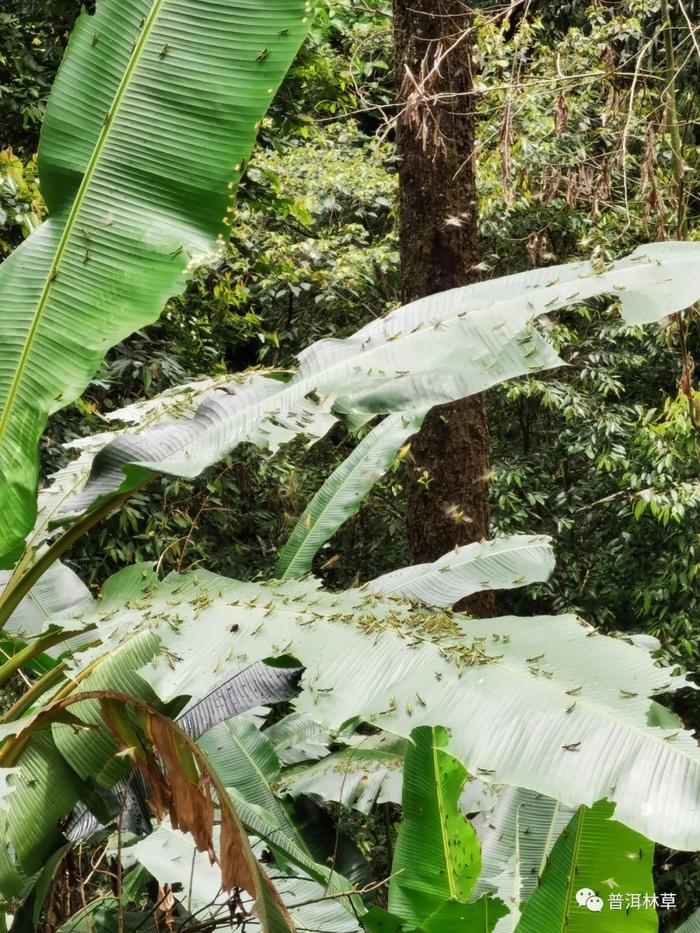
[198,716,307,848]
[0,0,310,567]
[361,900,509,933]
[0,732,88,898]
[388,725,481,925]
[421,899,510,932]
[515,800,657,932]
[361,908,406,932]
[277,411,426,580]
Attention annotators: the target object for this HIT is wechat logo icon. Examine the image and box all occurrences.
[577,889,605,912]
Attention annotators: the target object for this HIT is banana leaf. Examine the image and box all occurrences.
[0,0,310,566]
[58,243,700,530]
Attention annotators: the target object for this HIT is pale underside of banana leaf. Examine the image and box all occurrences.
[53,243,700,533]
[367,534,556,606]
[2,563,697,890]
[132,822,363,932]
[676,909,700,933]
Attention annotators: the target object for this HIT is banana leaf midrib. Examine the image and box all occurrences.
[560,808,586,933]
[0,0,166,444]
[432,736,459,899]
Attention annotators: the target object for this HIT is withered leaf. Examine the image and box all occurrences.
[148,714,215,859]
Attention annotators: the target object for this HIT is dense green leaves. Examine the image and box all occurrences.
[0,0,311,566]
[516,801,657,933]
[388,726,481,925]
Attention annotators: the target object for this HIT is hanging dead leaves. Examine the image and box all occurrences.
[95,693,295,930]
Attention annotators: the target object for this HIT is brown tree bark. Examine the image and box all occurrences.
[394,0,495,616]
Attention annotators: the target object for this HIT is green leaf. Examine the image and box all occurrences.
[0,0,310,565]
[198,716,299,844]
[197,715,365,925]
[389,726,481,926]
[177,665,301,740]
[362,907,406,932]
[367,535,555,607]
[422,897,509,932]
[31,844,74,930]
[64,374,336,520]
[0,733,88,897]
[277,411,425,580]
[515,800,657,933]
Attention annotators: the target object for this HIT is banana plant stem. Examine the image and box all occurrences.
[1,662,67,722]
[0,627,95,689]
[0,484,149,634]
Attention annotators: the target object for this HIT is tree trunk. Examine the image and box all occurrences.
[394,0,495,616]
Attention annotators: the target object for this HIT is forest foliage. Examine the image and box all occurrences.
[0,0,699,931]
